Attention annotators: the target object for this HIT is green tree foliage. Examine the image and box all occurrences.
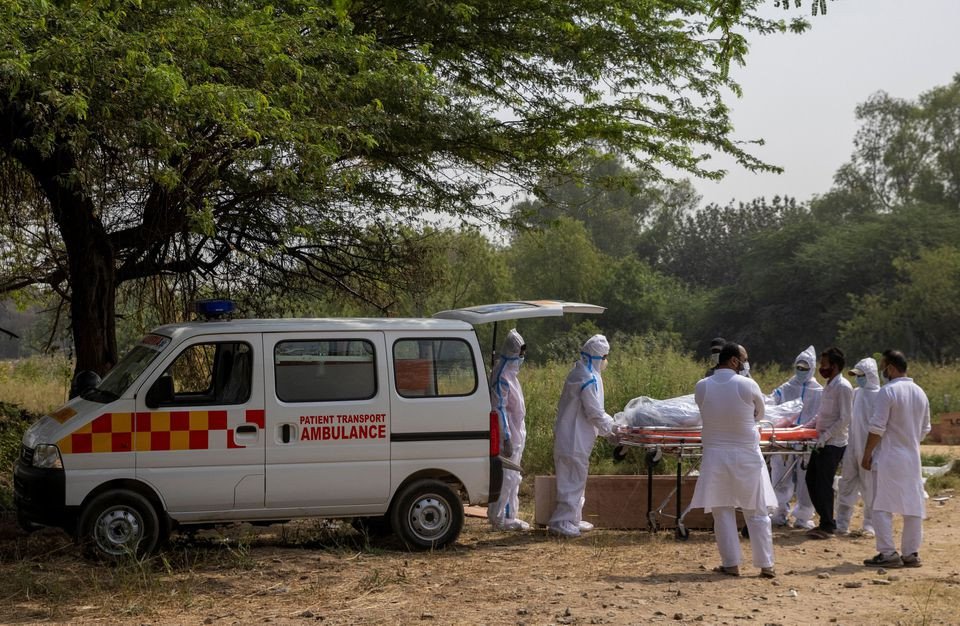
[833,75,960,212]
[0,0,812,374]
[840,246,960,364]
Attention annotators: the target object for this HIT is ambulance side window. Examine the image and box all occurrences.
[274,339,376,402]
[393,338,477,398]
[148,341,252,407]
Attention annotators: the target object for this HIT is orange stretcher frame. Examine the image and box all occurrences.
[618,425,819,446]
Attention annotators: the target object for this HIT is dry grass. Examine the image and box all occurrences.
[0,356,71,415]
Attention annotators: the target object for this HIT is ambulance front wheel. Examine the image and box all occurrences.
[391,479,464,551]
[80,490,161,560]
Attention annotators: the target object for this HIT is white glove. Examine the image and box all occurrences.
[605,431,620,445]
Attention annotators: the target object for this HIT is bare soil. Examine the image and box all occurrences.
[2,481,959,624]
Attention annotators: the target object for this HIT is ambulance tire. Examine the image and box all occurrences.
[80,490,160,560]
[391,480,463,551]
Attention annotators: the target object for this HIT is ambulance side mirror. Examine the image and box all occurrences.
[69,370,102,399]
[146,375,175,408]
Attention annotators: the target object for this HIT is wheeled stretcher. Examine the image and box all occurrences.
[611,423,820,539]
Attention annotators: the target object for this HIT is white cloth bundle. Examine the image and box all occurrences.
[613,394,803,429]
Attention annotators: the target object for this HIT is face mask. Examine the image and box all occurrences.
[739,362,750,377]
[597,358,608,373]
[819,367,833,379]
[517,356,525,367]
[710,352,720,366]
[855,375,867,388]
[795,368,812,383]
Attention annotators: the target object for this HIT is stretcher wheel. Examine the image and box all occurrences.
[612,444,628,463]
[675,525,690,541]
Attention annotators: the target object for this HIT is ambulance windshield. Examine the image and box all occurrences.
[92,334,172,401]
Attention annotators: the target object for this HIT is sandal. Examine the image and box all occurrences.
[712,565,740,576]
[760,567,776,578]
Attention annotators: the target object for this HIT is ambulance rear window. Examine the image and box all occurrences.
[274,339,377,402]
[393,338,477,398]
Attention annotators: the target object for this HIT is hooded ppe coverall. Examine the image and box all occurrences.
[487,329,529,531]
[549,334,615,537]
[868,377,931,559]
[769,345,823,527]
[836,357,880,534]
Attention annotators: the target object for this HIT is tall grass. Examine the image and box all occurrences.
[0,355,72,415]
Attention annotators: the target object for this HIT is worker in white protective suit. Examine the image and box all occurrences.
[835,357,880,537]
[548,334,616,538]
[487,329,531,531]
[768,345,823,528]
[862,350,931,569]
[691,342,777,578]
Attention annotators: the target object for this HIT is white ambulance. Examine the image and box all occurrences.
[14,301,602,558]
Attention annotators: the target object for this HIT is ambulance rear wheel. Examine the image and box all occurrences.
[80,490,160,560]
[391,480,463,551]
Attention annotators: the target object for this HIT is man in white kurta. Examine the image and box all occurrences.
[691,343,778,577]
[862,350,931,569]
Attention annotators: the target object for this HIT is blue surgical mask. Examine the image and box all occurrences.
[855,375,867,388]
[795,368,812,383]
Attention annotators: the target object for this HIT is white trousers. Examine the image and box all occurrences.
[836,449,874,533]
[488,432,525,525]
[874,510,923,556]
[769,454,814,523]
[549,454,588,525]
[713,507,774,569]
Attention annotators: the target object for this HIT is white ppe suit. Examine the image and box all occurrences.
[768,345,823,527]
[549,334,615,537]
[487,329,529,531]
[868,376,931,558]
[836,357,880,534]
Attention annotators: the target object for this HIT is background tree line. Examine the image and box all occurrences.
[4,2,956,370]
[4,74,960,367]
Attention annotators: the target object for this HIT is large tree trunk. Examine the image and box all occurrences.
[64,224,117,376]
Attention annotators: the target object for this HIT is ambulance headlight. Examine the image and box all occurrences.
[33,444,63,469]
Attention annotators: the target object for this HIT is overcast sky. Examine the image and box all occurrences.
[695,0,960,207]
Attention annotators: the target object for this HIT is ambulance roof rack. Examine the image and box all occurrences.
[194,299,236,320]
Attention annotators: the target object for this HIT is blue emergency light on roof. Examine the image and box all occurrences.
[194,299,235,320]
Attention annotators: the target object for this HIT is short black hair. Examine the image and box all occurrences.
[882,349,908,373]
[717,342,743,365]
[820,346,845,372]
[710,337,726,351]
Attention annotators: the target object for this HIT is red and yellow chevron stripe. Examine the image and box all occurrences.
[57,409,266,454]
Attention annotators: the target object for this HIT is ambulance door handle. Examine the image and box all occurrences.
[235,424,259,444]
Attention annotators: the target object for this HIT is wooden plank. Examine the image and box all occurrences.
[534,475,725,530]
[464,505,487,518]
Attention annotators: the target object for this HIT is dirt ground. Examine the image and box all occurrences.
[2,473,959,624]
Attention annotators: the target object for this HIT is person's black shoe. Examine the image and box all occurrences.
[863,552,903,568]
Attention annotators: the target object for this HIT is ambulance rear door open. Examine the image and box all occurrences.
[433,300,606,365]
[262,331,391,514]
